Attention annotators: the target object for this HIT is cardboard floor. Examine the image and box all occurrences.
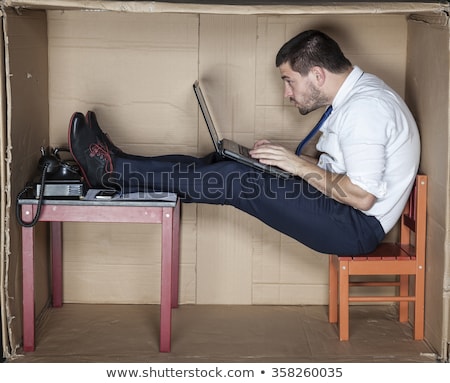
[8,304,437,363]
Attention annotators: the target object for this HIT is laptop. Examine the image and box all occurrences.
[193,81,291,179]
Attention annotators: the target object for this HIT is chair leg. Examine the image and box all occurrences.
[414,271,425,340]
[328,255,338,323]
[399,274,408,322]
[338,260,349,341]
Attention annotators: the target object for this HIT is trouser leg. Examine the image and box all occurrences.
[112,153,384,255]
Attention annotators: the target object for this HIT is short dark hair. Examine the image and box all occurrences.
[276,30,352,75]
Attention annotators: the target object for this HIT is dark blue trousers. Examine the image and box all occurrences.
[112,152,385,255]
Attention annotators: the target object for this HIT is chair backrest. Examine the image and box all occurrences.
[400,174,427,260]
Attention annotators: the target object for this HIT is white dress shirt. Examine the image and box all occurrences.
[316,66,420,233]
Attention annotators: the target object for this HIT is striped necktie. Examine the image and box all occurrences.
[295,105,333,156]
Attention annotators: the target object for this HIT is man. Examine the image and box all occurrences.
[68,30,420,256]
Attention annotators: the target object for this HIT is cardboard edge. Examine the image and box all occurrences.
[409,12,450,26]
[0,9,13,359]
[2,1,449,15]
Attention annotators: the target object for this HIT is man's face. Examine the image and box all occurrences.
[278,62,325,115]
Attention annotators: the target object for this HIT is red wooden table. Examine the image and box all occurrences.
[18,194,180,353]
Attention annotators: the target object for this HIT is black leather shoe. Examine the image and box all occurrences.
[86,111,124,155]
[68,112,116,189]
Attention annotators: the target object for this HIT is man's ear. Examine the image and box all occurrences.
[310,66,326,86]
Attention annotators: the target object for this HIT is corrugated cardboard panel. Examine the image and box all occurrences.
[3,9,50,356]
[48,11,199,156]
[197,14,258,150]
[197,205,256,304]
[177,203,198,304]
[4,0,447,15]
[0,9,7,359]
[196,14,257,304]
[63,203,198,304]
[253,236,329,305]
[252,230,328,304]
[43,10,444,313]
[47,11,199,303]
[405,15,449,359]
[1,2,448,361]
[63,222,162,304]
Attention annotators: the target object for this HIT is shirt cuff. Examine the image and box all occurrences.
[348,176,387,198]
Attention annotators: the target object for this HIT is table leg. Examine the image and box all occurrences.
[21,205,35,352]
[171,201,180,309]
[51,222,63,308]
[160,207,174,352]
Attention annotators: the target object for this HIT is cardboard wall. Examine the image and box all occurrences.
[405,14,450,358]
[45,11,408,305]
[1,2,448,359]
[0,10,7,358]
[3,10,50,355]
[47,11,200,304]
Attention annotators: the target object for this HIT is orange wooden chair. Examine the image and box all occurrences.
[328,174,427,341]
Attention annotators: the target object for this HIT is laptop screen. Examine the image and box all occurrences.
[193,81,221,152]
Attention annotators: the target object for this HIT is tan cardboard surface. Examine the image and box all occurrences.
[0,9,7,358]
[48,11,200,156]
[48,11,199,304]
[1,3,449,360]
[46,11,410,306]
[3,9,50,357]
[405,16,450,357]
[9,304,438,362]
[3,0,447,15]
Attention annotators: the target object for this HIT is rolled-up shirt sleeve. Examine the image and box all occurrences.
[317,98,389,198]
[342,141,387,198]
[341,101,389,198]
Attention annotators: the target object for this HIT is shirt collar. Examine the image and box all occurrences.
[332,66,364,110]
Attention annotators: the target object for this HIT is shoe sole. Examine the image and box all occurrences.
[68,112,93,189]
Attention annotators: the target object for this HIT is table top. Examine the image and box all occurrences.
[18,190,179,208]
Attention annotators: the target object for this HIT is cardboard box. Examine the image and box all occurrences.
[0,0,448,360]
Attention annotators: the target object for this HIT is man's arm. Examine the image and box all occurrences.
[250,143,376,211]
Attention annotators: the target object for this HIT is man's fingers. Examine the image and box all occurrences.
[250,145,288,159]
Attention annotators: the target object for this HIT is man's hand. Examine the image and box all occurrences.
[252,139,272,149]
[250,141,376,211]
[250,142,302,175]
